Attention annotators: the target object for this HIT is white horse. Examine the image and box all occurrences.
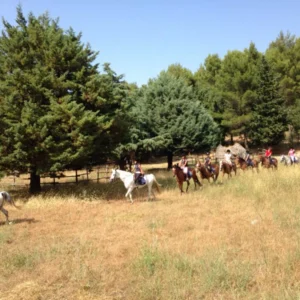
[109,169,162,203]
[280,155,299,166]
[0,191,21,224]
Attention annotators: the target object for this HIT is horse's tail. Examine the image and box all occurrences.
[3,192,21,210]
[153,176,162,193]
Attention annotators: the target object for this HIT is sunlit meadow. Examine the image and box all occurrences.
[1,160,300,299]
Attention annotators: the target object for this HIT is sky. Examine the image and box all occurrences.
[0,0,299,86]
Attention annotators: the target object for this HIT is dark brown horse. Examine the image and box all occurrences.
[196,161,219,183]
[259,155,278,170]
[235,157,259,173]
[219,161,237,181]
[172,164,202,194]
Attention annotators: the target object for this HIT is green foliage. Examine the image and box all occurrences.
[166,63,195,86]
[194,45,261,145]
[0,7,127,191]
[248,56,287,146]
[266,32,300,139]
[125,72,220,159]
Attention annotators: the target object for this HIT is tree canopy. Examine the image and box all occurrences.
[124,71,220,168]
[0,7,127,192]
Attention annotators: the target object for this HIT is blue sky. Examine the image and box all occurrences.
[0,0,299,86]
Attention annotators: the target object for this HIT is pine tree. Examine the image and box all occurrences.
[248,56,287,146]
[125,72,220,168]
[0,7,125,193]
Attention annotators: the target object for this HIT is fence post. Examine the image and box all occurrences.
[75,170,78,184]
[106,165,109,182]
[97,167,100,183]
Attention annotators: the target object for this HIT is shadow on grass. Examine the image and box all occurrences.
[0,218,38,226]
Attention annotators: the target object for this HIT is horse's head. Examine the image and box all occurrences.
[172,164,180,177]
[280,155,285,162]
[258,155,264,162]
[109,169,119,182]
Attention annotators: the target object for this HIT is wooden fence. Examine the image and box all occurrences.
[2,164,117,188]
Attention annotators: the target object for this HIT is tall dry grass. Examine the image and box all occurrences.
[1,163,300,299]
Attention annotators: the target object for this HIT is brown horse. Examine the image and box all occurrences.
[219,161,237,181]
[259,155,278,170]
[196,161,219,183]
[235,157,259,173]
[172,164,202,194]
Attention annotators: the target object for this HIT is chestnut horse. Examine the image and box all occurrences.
[172,164,202,194]
[219,161,237,181]
[196,161,219,183]
[235,157,259,173]
[259,155,278,170]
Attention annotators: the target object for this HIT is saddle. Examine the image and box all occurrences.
[185,170,192,180]
[137,177,146,185]
[206,165,214,174]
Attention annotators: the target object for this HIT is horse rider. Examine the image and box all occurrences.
[224,149,233,166]
[179,154,189,179]
[133,160,144,184]
[288,147,296,164]
[204,152,215,174]
[245,151,254,167]
[265,146,273,165]
[220,149,234,170]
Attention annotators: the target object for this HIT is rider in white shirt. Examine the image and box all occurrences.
[224,149,232,165]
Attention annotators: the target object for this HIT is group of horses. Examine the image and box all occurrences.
[109,154,283,202]
[172,154,279,194]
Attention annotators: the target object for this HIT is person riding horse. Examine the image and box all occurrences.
[179,155,190,180]
[204,152,215,174]
[133,160,145,184]
[265,147,273,166]
[224,149,234,165]
[245,151,254,167]
[288,147,296,164]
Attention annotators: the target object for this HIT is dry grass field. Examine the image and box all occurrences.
[1,159,300,299]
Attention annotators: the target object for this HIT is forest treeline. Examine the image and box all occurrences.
[0,7,299,192]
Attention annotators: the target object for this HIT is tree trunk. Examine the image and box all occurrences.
[167,151,173,170]
[119,156,126,170]
[244,133,249,150]
[30,167,41,194]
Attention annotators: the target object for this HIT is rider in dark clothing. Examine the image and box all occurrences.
[245,151,253,167]
[204,152,215,173]
[134,160,144,184]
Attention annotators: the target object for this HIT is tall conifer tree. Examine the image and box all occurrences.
[0,7,126,192]
[248,56,287,146]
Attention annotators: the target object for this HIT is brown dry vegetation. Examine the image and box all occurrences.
[1,160,300,299]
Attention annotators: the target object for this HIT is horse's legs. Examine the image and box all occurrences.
[1,207,9,224]
[125,187,134,203]
[186,180,190,192]
[177,181,184,194]
[147,184,155,201]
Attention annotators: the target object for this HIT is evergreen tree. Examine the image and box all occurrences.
[266,32,300,141]
[0,7,126,193]
[125,72,220,168]
[216,44,261,146]
[248,56,287,146]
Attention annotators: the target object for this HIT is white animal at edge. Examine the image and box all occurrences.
[0,191,20,224]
